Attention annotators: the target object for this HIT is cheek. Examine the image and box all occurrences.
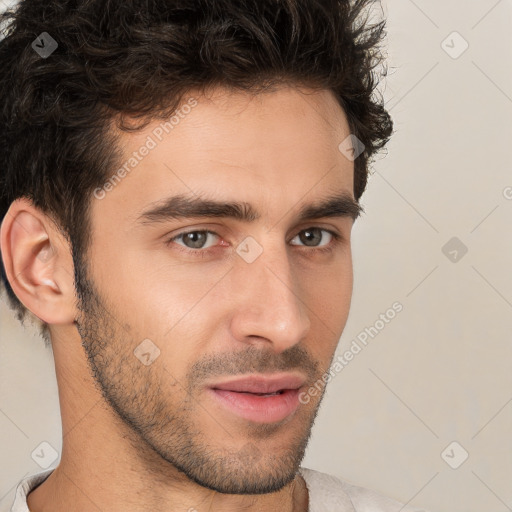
[300,254,353,361]
[300,251,353,324]
[99,256,229,376]
[93,239,225,327]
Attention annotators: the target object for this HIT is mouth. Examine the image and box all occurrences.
[207,374,306,424]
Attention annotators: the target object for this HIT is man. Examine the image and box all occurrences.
[0,0,427,510]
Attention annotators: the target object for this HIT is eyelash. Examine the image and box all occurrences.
[164,228,343,258]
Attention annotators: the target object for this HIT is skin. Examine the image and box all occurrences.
[0,84,357,511]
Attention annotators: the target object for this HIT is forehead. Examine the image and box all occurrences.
[117,84,351,164]
[95,85,355,227]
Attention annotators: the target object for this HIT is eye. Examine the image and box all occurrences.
[164,227,342,256]
[290,228,338,248]
[168,230,220,250]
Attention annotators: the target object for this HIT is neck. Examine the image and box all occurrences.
[27,461,308,512]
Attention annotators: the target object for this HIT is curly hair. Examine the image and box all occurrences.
[0,0,393,344]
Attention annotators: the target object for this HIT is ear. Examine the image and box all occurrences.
[0,197,77,325]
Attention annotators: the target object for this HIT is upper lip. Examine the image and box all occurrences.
[209,374,306,394]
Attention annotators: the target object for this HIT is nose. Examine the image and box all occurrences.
[229,243,311,352]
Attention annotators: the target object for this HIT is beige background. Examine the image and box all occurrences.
[1,1,512,511]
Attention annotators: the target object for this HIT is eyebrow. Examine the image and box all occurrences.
[136,192,363,226]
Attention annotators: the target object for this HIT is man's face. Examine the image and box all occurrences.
[74,85,356,494]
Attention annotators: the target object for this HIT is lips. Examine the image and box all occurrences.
[207,374,306,423]
[209,374,306,394]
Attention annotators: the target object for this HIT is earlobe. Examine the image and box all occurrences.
[0,198,76,325]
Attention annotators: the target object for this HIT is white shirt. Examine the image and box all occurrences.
[9,466,428,511]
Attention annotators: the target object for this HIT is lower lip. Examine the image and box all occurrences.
[208,388,301,423]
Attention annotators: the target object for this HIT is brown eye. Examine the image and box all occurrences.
[290,228,335,248]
